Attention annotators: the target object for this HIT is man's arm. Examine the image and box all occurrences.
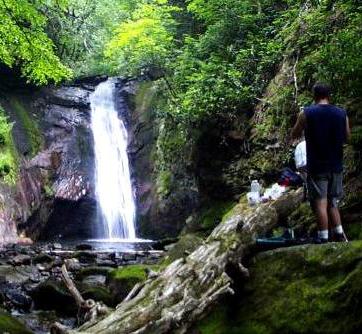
[291,111,306,140]
[346,116,351,142]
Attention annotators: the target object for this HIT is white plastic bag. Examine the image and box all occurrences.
[262,183,286,201]
[294,140,307,169]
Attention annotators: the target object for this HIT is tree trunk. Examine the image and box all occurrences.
[69,189,303,334]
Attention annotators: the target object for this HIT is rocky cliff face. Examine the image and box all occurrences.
[123,81,200,239]
[29,82,99,240]
[0,166,42,244]
[0,77,107,243]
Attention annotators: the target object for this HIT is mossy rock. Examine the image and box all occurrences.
[81,287,114,307]
[287,202,316,236]
[165,234,203,262]
[185,201,236,235]
[0,309,33,334]
[33,253,54,264]
[107,264,160,303]
[75,266,113,281]
[344,223,362,240]
[196,241,362,334]
[30,279,77,315]
[8,97,43,157]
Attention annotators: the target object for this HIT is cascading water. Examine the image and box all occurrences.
[90,79,136,241]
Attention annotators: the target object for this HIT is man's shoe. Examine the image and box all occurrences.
[313,237,328,244]
[332,233,348,243]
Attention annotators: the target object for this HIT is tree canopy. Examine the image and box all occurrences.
[0,0,72,84]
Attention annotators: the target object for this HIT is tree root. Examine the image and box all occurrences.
[50,264,112,332]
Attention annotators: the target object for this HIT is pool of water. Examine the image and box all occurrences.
[51,238,155,253]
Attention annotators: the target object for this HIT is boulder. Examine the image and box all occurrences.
[75,267,113,281]
[30,279,77,315]
[75,244,93,251]
[45,86,90,109]
[196,241,362,334]
[80,287,114,307]
[164,234,203,262]
[106,264,159,303]
[33,253,54,264]
[11,254,31,266]
[4,289,32,310]
[0,265,35,284]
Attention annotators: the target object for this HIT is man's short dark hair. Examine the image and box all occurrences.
[313,83,331,101]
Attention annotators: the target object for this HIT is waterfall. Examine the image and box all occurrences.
[90,79,136,241]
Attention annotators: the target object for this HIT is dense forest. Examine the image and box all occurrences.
[0,0,362,333]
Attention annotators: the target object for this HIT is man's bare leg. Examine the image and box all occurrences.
[314,199,329,241]
[328,206,342,228]
[315,199,329,230]
[328,204,347,241]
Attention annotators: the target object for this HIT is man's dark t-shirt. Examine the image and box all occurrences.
[304,104,347,174]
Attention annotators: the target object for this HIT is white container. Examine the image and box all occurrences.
[247,192,260,206]
[251,180,261,194]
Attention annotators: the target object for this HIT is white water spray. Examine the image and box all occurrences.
[90,79,136,241]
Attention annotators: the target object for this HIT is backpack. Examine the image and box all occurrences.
[278,167,304,187]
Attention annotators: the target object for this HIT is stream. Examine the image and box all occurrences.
[1,241,161,333]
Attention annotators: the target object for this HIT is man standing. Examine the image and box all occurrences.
[291,83,351,243]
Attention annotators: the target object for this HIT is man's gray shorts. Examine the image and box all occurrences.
[307,172,343,207]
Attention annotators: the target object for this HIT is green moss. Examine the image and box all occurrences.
[9,97,43,157]
[199,201,236,231]
[254,85,296,140]
[197,307,229,334]
[81,287,113,306]
[108,264,162,288]
[165,234,203,262]
[134,81,158,121]
[196,241,362,334]
[0,106,19,184]
[76,267,113,281]
[107,264,161,302]
[109,264,148,282]
[221,200,251,223]
[156,170,172,197]
[345,223,362,240]
[0,310,33,334]
[287,202,316,236]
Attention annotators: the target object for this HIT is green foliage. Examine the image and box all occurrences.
[0,106,18,184]
[350,126,362,147]
[104,0,361,128]
[105,0,178,77]
[287,1,362,105]
[42,0,134,76]
[0,0,72,84]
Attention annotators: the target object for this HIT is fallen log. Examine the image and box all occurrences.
[63,189,303,334]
